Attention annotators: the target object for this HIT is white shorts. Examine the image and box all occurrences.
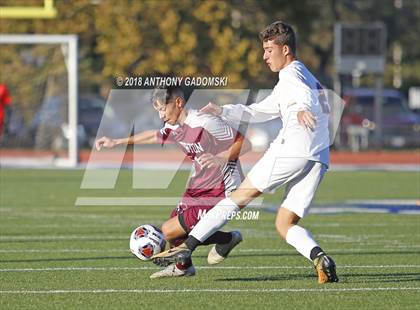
[247,153,327,218]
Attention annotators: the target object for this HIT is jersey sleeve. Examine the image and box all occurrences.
[202,116,240,153]
[221,84,282,124]
[156,127,175,145]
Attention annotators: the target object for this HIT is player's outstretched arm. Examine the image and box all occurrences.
[200,94,280,125]
[199,102,223,116]
[95,130,159,151]
[95,136,117,150]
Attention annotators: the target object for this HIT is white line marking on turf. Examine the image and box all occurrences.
[347,199,419,205]
[75,197,265,206]
[0,249,129,253]
[0,235,127,241]
[1,234,418,242]
[236,247,420,252]
[1,247,419,253]
[1,265,420,272]
[1,287,419,294]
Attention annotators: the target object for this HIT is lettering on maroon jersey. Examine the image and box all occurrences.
[179,141,204,154]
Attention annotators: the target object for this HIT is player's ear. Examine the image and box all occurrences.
[175,97,184,109]
[283,44,294,57]
[283,44,290,56]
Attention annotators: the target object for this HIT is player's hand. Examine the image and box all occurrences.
[197,153,226,169]
[199,102,223,116]
[297,110,316,130]
[95,136,117,151]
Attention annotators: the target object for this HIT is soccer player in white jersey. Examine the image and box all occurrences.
[96,86,250,278]
[153,21,339,284]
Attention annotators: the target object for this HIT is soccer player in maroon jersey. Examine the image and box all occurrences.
[95,86,251,278]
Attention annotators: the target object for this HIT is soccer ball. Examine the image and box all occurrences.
[129,224,166,261]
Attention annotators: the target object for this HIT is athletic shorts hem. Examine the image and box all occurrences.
[280,203,306,219]
[177,213,190,233]
[246,174,267,193]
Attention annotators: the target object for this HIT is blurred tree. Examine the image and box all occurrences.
[0,0,419,114]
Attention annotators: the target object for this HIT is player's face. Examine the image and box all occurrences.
[262,40,288,72]
[153,98,181,125]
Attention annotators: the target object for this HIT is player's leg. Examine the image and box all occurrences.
[206,230,243,265]
[152,206,242,273]
[152,152,287,264]
[183,204,243,265]
[153,188,261,265]
[150,215,196,279]
[276,207,322,260]
[161,215,186,243]
[152,177,260,265]
[278,161,338,283]
[183,178,260,250]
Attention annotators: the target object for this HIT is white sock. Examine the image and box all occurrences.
[285,225,319,261]
[189,197,240,242]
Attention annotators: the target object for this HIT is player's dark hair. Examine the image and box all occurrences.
[259,21,296,55]
[151,85,186,105]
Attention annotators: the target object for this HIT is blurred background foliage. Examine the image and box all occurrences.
[1,0,419,95]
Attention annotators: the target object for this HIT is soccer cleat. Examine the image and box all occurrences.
[150,263,196,279]
[207,231,243,265]
[313,254,339,284]
[152,243,192,267]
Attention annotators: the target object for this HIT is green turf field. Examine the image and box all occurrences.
[0,169,419,309]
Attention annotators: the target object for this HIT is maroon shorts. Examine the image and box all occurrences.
[170,196,225,233]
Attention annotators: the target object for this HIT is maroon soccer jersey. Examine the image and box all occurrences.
[156,110,244,200]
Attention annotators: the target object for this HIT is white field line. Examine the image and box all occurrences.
[2,234,418,242]
[347,199,419,205]
[75,197,265,207]
[234,247,420,252]
[1,240,415,246]
[0,235,127,241]
[1,246,419,254]
[0,210,165,223]
[0,287,419,294]
[0,249,129,253]
[1,265,420,272]
[0,224,147,229]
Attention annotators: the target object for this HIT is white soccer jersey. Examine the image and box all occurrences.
[221,60,330,166]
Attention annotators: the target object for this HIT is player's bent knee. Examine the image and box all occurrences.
[275,220,288,240]
[161,216,186,242]
[161,222,174,240]
[231,180,262,208]
[275,207,301,239]
[274,214,288,239]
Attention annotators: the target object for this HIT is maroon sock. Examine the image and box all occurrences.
[175,257,192,270]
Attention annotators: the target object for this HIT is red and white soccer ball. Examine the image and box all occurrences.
[129,224,166,261]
